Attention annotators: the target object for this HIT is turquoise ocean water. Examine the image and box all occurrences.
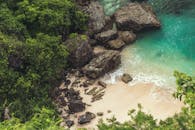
[100,0,195,88]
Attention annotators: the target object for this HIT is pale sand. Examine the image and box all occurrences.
[73,81,184,130]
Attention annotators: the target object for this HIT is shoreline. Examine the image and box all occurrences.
[71,80,184,129]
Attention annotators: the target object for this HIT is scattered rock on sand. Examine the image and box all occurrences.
[98,80,107,88]
[83,50,121,79]
[107,110,112,113]
[78,112,96,124]
[68,99,85,114]
[65,120,74,128]
[114,3,161,31]
[121,73,133,83]
[97,112,104,116]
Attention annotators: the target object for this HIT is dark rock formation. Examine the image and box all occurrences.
[78,112,96,124]
[114,3,161,31]
[64,35,93,68]
[68,99,85,114]
[82,50,121,79]
[121,73,133,83]
[95,30,118,43]
[118,31,136,44]
[65,120,74,128]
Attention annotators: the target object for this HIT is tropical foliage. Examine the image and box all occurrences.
[0,0,87,128]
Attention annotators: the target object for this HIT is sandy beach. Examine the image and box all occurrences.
[70,81,184,130]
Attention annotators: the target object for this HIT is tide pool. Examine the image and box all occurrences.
[100,0,195,88]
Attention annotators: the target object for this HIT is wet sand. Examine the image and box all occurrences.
[73,81,184,130]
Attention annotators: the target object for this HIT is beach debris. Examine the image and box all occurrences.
[78,112,96,124]
[121,73,133,83]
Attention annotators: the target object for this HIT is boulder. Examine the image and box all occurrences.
[78,112,96,124]
[107,39,126,49]
[68,99,85,114]
[118,31,136,44]
[64,34,93,68]
[95,30,118,43]
[83,1,113,36]
[83,50,121,79]
[114,3,161,31]
[121,73,133,83]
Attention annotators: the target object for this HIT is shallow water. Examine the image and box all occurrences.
[100,0,195,88]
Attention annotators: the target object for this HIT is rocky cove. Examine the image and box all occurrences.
[53,1,187,129]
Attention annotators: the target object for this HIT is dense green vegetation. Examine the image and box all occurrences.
[98,71,195,130]
[0,0,87,128]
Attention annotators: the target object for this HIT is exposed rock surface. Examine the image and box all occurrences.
[78,112,96,124]
[114,3,161,31]
[121,73,133,83]
[118,31,136,44]
[83,1,112,36]
[65,35,93,68]
[107,39,126,49]
[95,30,118,43]
[82,50,121,79]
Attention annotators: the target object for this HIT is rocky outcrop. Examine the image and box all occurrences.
[78,112,96,124]
[121,73,133,83]
[118,31,136,44]
[83,1,113,36]
[82,50,121,79]
[107,39,126,49]
[114,3,161,31]
[95,30,118,43]
[65,35,93,68]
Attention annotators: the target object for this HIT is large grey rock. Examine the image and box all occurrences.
[65,35,93,68]
[114,3,161,31]
[78,112,96,124]
[83,1,113,36]
[118,31,136,44]
[83,50,121,79]
[107,39,126,49]
[95,30,118,43]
